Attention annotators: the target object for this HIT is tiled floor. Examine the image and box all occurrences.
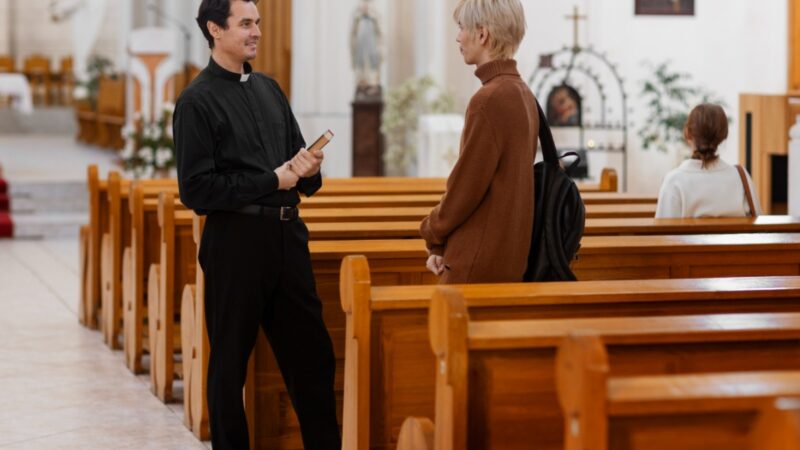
[0,239,210,449]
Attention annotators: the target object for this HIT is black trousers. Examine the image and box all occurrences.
[199,211,340,450]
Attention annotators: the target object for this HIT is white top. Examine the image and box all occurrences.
[655,158,762,218]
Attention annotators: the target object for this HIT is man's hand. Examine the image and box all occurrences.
[289,147,324,178]
[426,255,445,276]
[275,161,300,190]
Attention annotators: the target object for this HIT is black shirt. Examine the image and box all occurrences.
[173,57,321,215]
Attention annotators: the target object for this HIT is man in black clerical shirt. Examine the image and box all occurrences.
[173,1,340,449]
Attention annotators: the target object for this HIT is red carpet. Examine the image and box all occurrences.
[0,173,12,238]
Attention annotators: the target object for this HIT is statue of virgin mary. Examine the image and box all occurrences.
[350,0,383,99]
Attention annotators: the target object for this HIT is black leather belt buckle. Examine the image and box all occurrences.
[279,206,298,221]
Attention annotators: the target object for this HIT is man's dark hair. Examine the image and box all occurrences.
[196,0,258,49]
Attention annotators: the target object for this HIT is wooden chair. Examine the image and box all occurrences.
[0,55,14,73]
[23,55,52,105]
[52,56,74,105]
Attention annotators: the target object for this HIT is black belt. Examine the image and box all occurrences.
[235,205,299,221]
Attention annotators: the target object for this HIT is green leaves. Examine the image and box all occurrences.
[638,61,728,153]
[381,76,458,173]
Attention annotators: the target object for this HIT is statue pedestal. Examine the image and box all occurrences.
[352,97,384,176]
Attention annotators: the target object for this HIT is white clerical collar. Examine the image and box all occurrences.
[240,73,250,82]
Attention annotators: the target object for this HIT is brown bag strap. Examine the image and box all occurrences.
[735,164,757,218]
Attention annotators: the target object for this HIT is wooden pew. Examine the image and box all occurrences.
[300,191,652,210]
[315,168,618,196]
[83,165,107,328]
[82,166,174,329]
[247,234,800,448]
[181,215,210,439]
[556,334,800,450]
[408,287,800,450]
[305,216,800,240]
[299,203,656,223]
[146,192,195,401]
[99,173,179,347]
[94,76,126,149]
[750,397,800,450]
[398,374,800,450]
[185,232,800,447]
[339,255,800,450]
[121,183,181,372]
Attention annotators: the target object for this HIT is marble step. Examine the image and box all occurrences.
[0,107,77,135]
[9,180,88,214]
[12,213,86,240]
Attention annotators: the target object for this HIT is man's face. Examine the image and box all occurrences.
[456,24,482,66]
[214,0,261,62]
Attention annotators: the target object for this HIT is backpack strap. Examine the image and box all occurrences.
[735,164,758,218]
[534,100,559,164]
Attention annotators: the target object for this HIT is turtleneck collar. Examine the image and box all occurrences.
[207,56,253,83]
[474,59,519,85]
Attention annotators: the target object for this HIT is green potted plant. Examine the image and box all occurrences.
[638,61,730,161]
[381,76,457,175]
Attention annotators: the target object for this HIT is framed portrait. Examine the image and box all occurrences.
[546,84,582,128]
[635,0,695,16]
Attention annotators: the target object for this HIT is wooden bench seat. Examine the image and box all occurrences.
[750,397,800,450]
[145,192,195,401]
[316,168,618,196]
[299,203,656,223]
[298,191,655,209]
[339,255,800,450]
[403,288,800,450]
[304,216,800,240]
[99,173,181,348]
[183,232,800,447]
[82,165,176,329]
[556,334,800,450]
[121,185,184,372]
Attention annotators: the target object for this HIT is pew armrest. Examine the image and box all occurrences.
[397,417,434,450]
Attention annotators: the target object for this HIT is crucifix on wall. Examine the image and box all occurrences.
[565,6,587,52]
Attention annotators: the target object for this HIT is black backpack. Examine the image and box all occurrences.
[522,101,586,282]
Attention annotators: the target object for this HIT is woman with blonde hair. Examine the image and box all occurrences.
[420,0,538,283]
[656,103,761,218]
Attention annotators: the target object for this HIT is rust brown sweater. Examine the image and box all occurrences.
[420,59,538,284]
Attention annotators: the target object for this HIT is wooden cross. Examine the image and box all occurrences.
[565,5,587,51]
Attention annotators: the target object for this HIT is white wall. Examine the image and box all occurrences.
[0,0,9,55]
[292,0,391,177]
[292,0,788,187]
[7,0,122,73]
[518,0,787,193]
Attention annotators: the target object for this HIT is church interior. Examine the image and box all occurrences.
[1,0,800,448]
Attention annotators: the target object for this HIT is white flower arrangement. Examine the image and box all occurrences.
[119,105,176,179]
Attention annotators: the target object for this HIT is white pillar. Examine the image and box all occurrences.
[789,115,800,216]
[0,0,9,55]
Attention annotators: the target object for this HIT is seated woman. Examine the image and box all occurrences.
[420,0,537,284]
[655,103,762,218]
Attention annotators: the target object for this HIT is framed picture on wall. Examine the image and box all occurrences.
[635,0,695,16]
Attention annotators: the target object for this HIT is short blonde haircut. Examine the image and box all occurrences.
[453,0,527,60]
